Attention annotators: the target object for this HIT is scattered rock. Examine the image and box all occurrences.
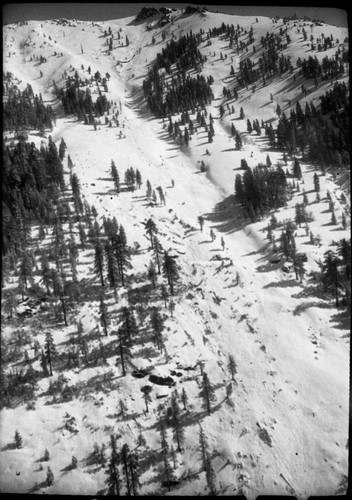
[149,374,176,387]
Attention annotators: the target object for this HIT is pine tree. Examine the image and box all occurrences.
[135,169,142,189]
[171,392,185,451]
[111,160,120,193]
[58,138,67,161]
[137,432,147,448]
[14,430,23,448]
[159,422,176,491]
[105,241,119,297]
[99,292,109,336]
[94,240,106,286]
[111,228,130,287]
[41,349,49,376]
[227,354,237,381]
[141,385,152,413]
[153,236,163,274]
[198,425,209,472]
[161,284,168,307]
[44,448,50,461]
[199,371,217,415]
[121,443,132,496]
[148,260,157,289]
[145,218,157,248]
[44,331,57,376]
[337,238,351,282]
[198,215,204,232]
[71,455,78,469]
[105,434,121,495]
[313,172,320,192]
[293,158,302,179]
[235,132,242,150]
[169,299,175,318]
[341,212,347,230]
[162,252,179,296]
[77,320,89,365]
[128,450,141,496]
[321,250,340,306]
[181,387,188,410]
[18,250,35,290]
[146,180,152,200]
[204,451,216,494]
[150,307,164,351]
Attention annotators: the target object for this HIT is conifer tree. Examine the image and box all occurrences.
[171,392,185,452]
[146,180,152,200]
[111,228,130,287]
[153,236,163,274]
[169,299,175,318]
[204,451,216,494]
[162,252,179,296]
[227,354,237,381]
[198,425,209,472]
[44,331,57,376]
[128,450,141,495]
[145,218,157,248]
[105,241,119,297]
[159,422,175,491]
[181,387,188,410]
[94,240,105,286]
[161,284,168,307]
[321,250,340,306]
[235,132,243,150]
[293,158,302,179]
[99,292,109,336]
[77,320,89,365]
[313,172,320,192]
[137,432,147,448]
[247,119,252,133]
[150,307,164,351]
[148,260,157,289]
[105,434,121,495]
[135,169,142,189]
[141,385,152,413]
[199,371,217,415]
[198,215,204,232]
[14,430,23,448]
[18,250,35,290]
[41,349,49,376]
[121,443,132,496]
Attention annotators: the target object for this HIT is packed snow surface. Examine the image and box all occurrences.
[1,8,349,498]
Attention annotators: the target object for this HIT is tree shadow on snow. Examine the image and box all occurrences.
[27,480,48,493]
[330,309,350,331]
[203,195,249,235]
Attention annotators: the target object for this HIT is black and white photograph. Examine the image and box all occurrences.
[1,2,350,497]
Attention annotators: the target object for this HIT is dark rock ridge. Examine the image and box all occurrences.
[183,6,208,16]
[134,7,176,24]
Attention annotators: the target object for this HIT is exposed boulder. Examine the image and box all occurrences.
[149,374,176,387]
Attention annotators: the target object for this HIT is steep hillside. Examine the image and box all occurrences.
[1,8,350,498]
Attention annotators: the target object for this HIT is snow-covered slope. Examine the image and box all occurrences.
[1,8,349,498]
